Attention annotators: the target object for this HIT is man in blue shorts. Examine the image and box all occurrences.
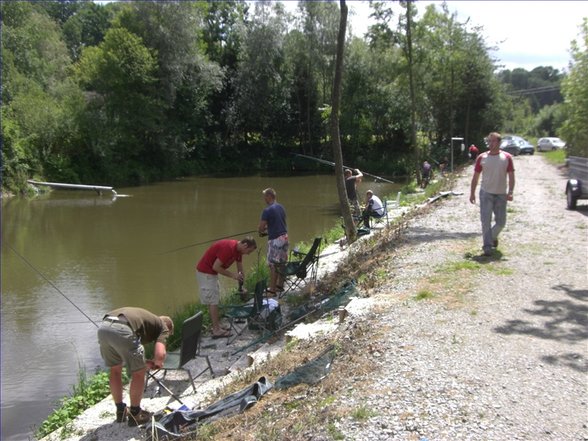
[258,188,288,296]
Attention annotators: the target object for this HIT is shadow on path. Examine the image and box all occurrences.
[494,283,588,373]
[408,226,478,244]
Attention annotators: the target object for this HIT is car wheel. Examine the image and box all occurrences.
[530,151,534,155]
[567,186,578,209]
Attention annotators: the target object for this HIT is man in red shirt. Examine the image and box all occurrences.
[469,144,479,161]
[470,132,515,256]
[196,237,257,338]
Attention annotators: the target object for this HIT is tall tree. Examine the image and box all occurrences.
[331,0,356,243]
[227,1,291,160]
[74,27,161,183]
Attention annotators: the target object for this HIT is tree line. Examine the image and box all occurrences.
[2,1,584,195]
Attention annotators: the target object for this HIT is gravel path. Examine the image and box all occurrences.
[322,155,588,440]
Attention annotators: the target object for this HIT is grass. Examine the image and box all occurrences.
[35,368,126,439]
[414,290,435,301]
[352,405,378,420]
[542,149,567,165]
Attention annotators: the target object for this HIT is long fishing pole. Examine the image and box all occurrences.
[7,243,99,328]
[293,153,395,184]
[159,229,258,255]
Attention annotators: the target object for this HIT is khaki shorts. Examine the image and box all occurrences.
[97,321,145,372]
[197,271,220,305]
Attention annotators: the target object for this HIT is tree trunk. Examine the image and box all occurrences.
[331,0,356,243]
[406,1,420,185]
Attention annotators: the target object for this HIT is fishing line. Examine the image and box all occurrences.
[293,153,395,184]
[6,243,99,328]
[159,229,258,255]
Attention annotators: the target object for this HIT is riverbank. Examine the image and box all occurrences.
[41,154,587,440]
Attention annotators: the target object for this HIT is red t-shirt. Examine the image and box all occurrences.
[196,239,241,275]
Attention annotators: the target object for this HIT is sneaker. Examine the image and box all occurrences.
[492,239,498,248]
[128,409,153,427]
[115,405,127,423]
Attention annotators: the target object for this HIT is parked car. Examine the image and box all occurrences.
[499,136,521,156]
[518,139,535,155]
[566,156,588,209]
[537,137,566,152]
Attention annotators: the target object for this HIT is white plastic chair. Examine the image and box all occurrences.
[385,192,401,222]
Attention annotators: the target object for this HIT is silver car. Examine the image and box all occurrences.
[537,137,566,152]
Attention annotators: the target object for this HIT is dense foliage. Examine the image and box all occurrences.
[560,18,588,157]
[1,1,579,194]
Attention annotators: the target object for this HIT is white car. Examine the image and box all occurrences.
[537,137,566,152]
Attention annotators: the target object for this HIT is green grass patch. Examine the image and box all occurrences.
[36,369,125,439]
[327,422,345,440]
[414,290,435,301]
[487,266,514,276]
[351,405,377,420]
[441,260,482,272]
[542,149,567,165]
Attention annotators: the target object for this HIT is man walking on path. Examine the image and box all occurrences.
[258,188,288,296]
[469,131,515,256]
[196,237,257,338]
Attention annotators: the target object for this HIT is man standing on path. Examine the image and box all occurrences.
[258,188,288,296]
[97,307,173,426]
[470,132,515,256]
[344,168,363,214]
[196,237,257,338]
[469,144,479,161]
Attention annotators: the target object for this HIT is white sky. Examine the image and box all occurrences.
[344,0,588,72]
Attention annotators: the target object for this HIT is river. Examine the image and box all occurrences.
[0,173,398,440]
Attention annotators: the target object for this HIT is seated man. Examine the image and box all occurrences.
[361,190,385,228]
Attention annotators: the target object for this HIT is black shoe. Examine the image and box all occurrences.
[116,405,127,423]
[128,409,153,427]
[492,239,498,248]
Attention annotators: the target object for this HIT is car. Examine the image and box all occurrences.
[518,138,535,155]
[500,137,521,156]
[537,137,566,152]
[500,135,535,156]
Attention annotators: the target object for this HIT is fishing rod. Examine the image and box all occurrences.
[293,153,395,184]
[159,230,258,255]
[7,243,99,328]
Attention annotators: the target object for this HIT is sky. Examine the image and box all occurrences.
[343,0,588,72]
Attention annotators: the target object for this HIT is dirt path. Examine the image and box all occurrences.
[308,154,588,440]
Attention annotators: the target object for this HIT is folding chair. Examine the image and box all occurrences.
[370,203,388,227]
[278,237,322,296]
[146,311,214,403]
[223,279,268,345]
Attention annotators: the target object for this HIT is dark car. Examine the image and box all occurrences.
[500,135,534,156]
[518,138,535,155]
[500,138,520,156]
